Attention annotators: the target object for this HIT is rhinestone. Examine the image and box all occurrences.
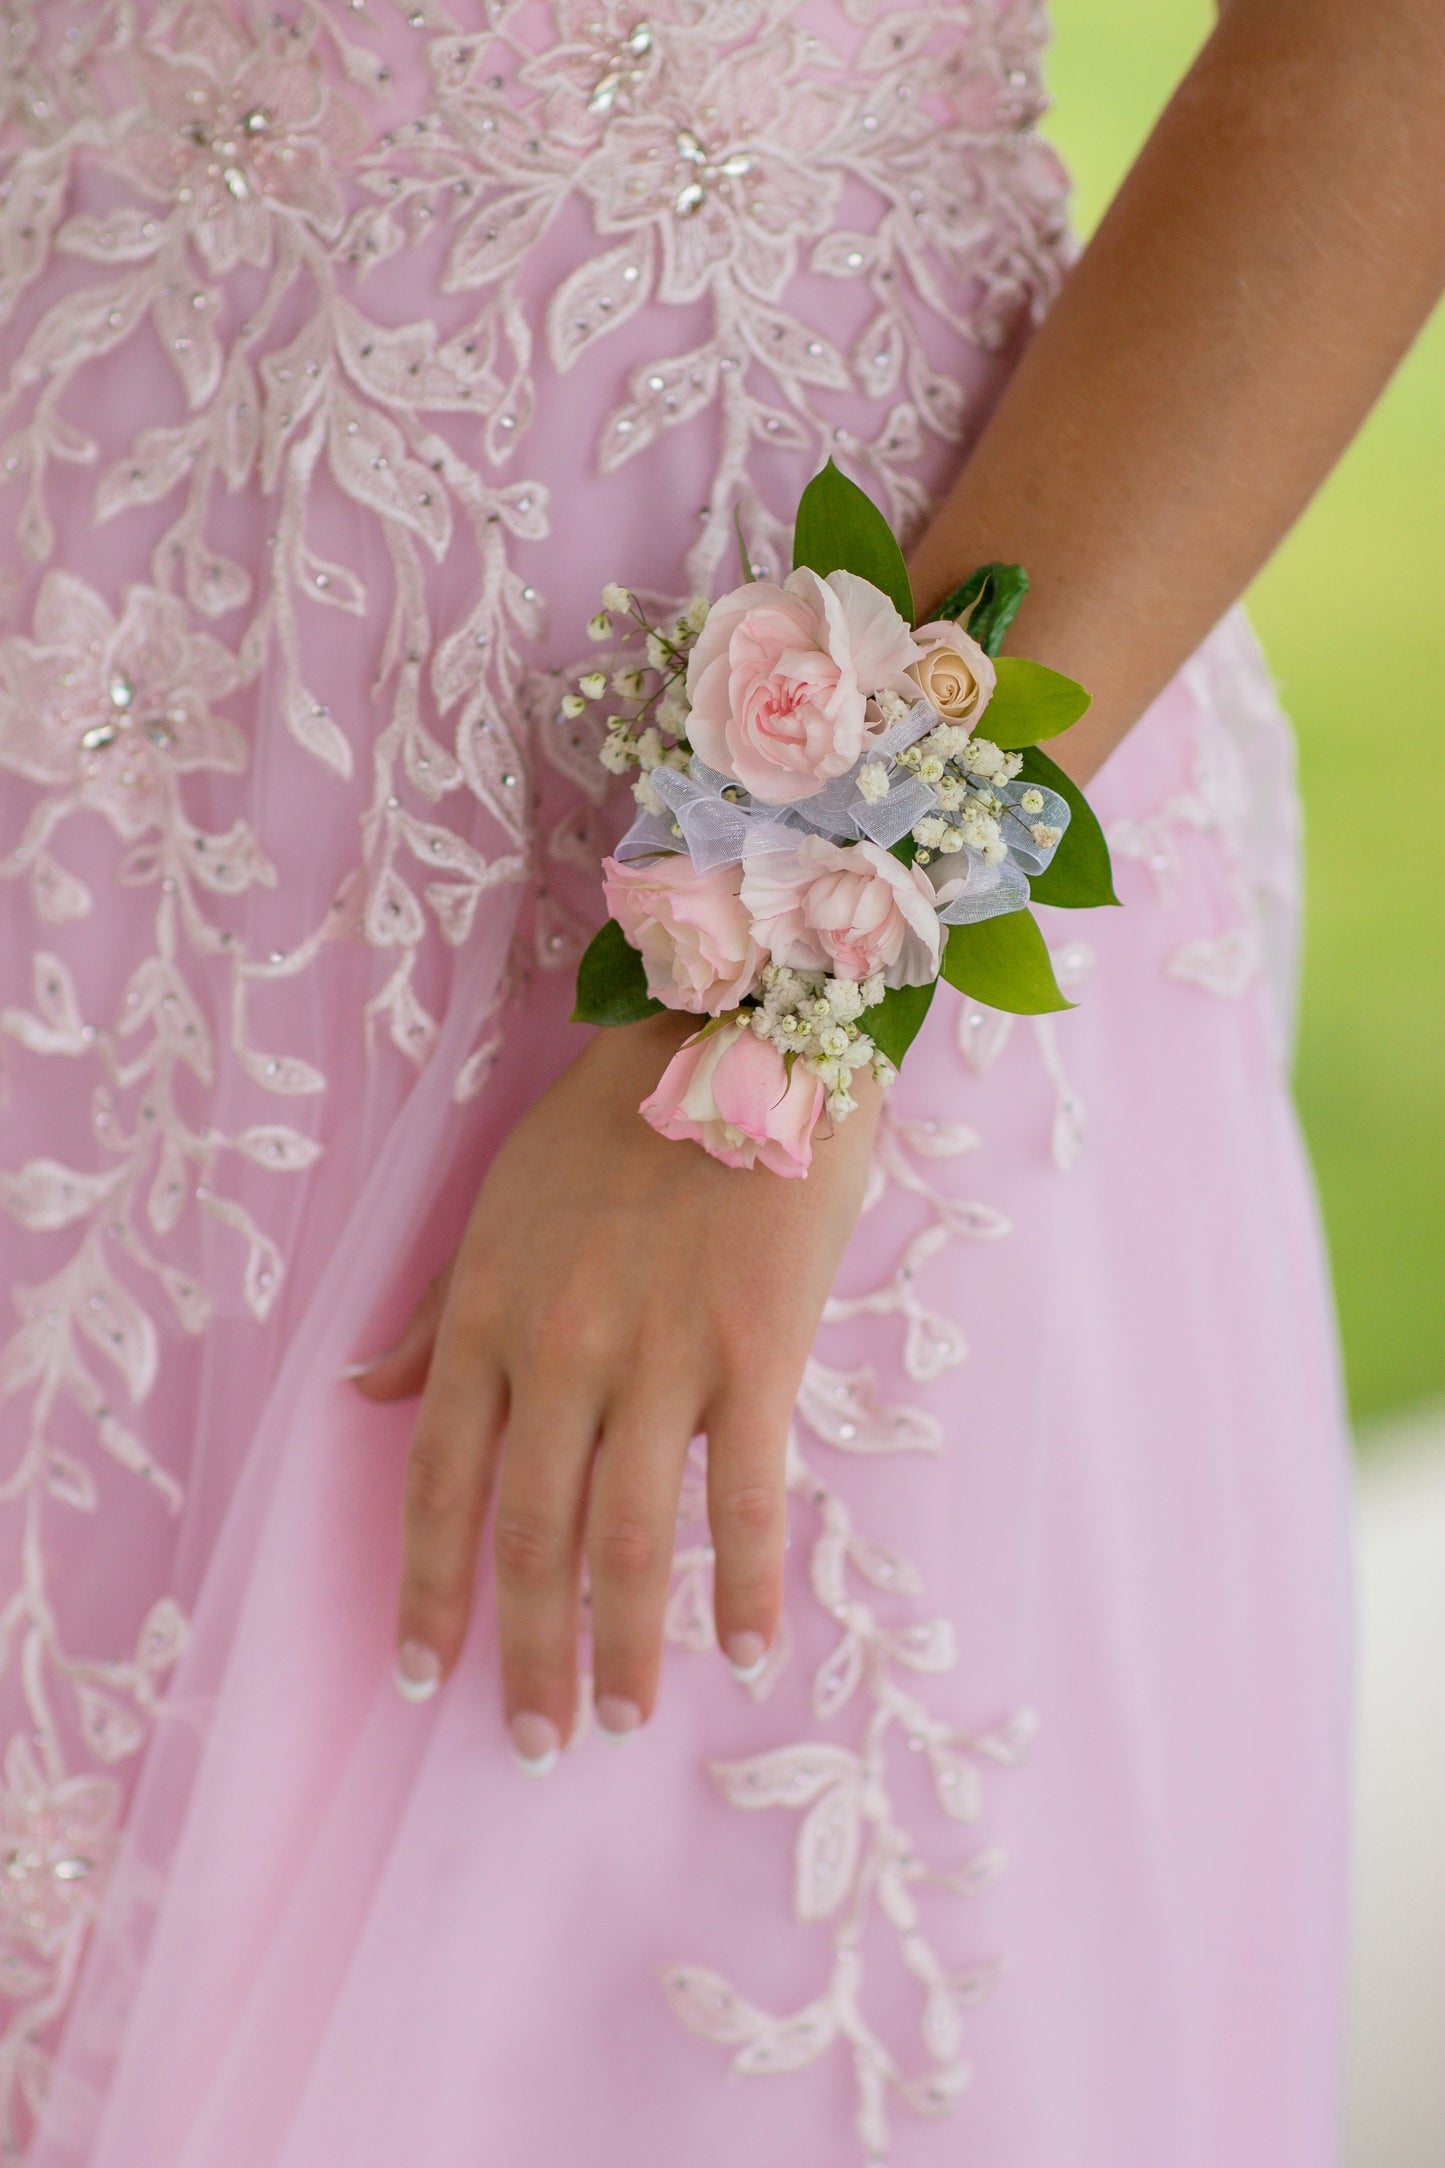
[51,1856,92,1881]
[107,670,134,710]
[80,720,118,751]
[221,165,249,199]
[241,107,268,133]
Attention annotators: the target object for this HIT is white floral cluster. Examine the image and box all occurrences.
[866,715,1061,867]
[748,962,892,1121]
[563,583,708,818]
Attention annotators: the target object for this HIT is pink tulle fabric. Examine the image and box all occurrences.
[0,4,1349,2163]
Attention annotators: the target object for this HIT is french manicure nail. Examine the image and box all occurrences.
[595,1694,643,1742]
[342,1355,384,1380]
[509,1711,560,1776]
[723,1631,769,1683]
[394,1640,441,1703]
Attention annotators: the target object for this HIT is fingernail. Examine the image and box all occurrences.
[595,1694,643,1743]
[342,1355,384,1380]
[723,1631,769,1683]
[394,1640,441,1703]
[509,1711,560,1776]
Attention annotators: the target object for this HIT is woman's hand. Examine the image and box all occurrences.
[350,1012,877,1771]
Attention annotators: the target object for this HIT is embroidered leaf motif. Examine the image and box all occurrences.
[283,680,354,779]
[663,1966,767,2048]
[0,1162,119,1233]
[547,231,655,374]
[732,1999,838,2075]
[135,1598,190,1672]
[812,1629,864,1721]
[710,1743,859,1812]
[927,1746,983,1823]
[75,1267,158,1404]
[600,343,720,472]
[96,423,205,521]
[75,1686,146,1763]
[44,1454,98,1514]
[795,1778,862,1920]
[327,390,452,559]
[234,1125,323,1172]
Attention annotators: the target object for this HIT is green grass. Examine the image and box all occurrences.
[1044,0,1445,1425]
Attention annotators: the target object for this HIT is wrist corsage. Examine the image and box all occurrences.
[570,461,1118,1176]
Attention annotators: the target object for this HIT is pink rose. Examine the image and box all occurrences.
[603,853,764,1013]
[640,1020,824,1178]
[685,567,919,805]
[907,621,996,727]
[740,835,943,986]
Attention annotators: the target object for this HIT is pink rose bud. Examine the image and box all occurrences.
[640,1020,824,1177]
[603,854,764,1013]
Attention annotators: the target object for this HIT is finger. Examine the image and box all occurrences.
[394,1277,506,1700]
[493,1385,597,1774]
[707,1391,789,1682]
[348,1263,453,1402]
[586,1404,692,1741]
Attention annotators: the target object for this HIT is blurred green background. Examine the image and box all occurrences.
[1045,0,1445,1428]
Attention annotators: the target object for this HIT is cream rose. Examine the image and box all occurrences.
[602,853,764,1014]
[740,835,943,987]
[907,620,996,727]
[684,567,919,805]
[640,1019,824,1178]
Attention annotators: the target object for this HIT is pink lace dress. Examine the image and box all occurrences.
[0,4,1351,2163]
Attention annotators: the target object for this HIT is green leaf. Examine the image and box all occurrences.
[981,656,1090,749]
[940,909,1073,1015]
[932,561,1029,658]
[1018,746,1120,909]
[793,458,913,624]
[733,503,757,582]
[571,918,664,1026]
[866,978,936,1067]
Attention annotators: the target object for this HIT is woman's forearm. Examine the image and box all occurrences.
[906,0,1445,784]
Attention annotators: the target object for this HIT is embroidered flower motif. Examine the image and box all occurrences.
[119,7,368,272]
[0,576,246,839]
[0,1738,120,1960]
[582,33,846,302]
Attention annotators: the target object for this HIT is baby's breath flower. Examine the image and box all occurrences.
[856,760,890,805]
[982,835,1008,865]
[912,814,948,849]
[578,671,607,700]
[827,1087,857,1121]
[1020,786,1045,815]
[860,973,885,1009]
[635,726,664,770]
[939,827,964,854]
[587,611,612,642]
[1030,821,1063,849]
[962,736,1004,781]
[611,666,646,698]
[917,754,945,786]
[559,693,587,720]
[601,583,632,614]
[999,750,1023,782]
[599,733,634,776]
[657,681,690,733]
[632,773,666,815]
[683,594,711,632]
[645,631,669,671]
[935,777,964,810]
[875,688,911,726]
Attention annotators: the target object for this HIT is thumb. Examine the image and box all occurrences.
[345,1263,453,1402]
